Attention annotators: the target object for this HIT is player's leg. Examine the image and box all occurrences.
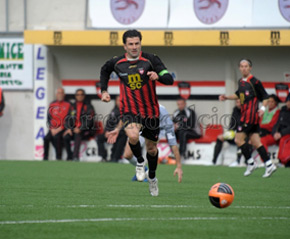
[235,131,256,176]
[122,136,148,181]
[145,138,159,196]
[96,133,108,161]
[72,133,82,161]
[250,133,276,178]
[63,133,73,160]
[125,122,145,181]
[110,130,127,162]
[212,134,224,165]
[43,131,53,160]
[53,130,64,160]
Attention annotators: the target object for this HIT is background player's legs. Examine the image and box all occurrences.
[43,131,53,160]
[145,138,158,179]
[73,133,82,160]
[52,130,64,160]
[63,134,73,160]
[96,133,108,161]
[212,134,224,164]
[110,130,127,162]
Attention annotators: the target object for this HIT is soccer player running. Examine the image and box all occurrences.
[219,59,277,178]
[100,30,174,196]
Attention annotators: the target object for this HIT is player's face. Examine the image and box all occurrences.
[56,89,65,101]
[268,97,277,110]
[239,62,252,78]
[177,100,186,111]
[75,91,85,102]
[124,37,141,58]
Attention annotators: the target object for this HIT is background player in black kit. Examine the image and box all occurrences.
[219,59,277,178]
[100,30,173,196]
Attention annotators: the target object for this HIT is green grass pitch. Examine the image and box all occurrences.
[0,161,289,239]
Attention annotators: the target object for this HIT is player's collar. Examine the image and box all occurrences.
[125,51,142,61]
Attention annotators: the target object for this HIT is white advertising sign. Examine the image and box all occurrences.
[89,0,169,28]
[0,38,33,90]
[88,0,290,29]
[34,45,48,160]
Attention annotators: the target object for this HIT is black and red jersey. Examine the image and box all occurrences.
[100,52,173,118]
[47,100,71,129]
[235,75,268,124]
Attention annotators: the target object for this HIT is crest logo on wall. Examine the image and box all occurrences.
[193,0,229,24]
[279,0,290,22]
[111,0,145,25]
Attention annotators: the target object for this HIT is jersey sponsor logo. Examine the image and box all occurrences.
[240,92,245,104]
[128,73,143,90]
[110,0,145,25]
[279,0,290,22]
[193,0,228,24]
[129,65,137,69]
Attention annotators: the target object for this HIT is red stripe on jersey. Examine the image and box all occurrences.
[117,58,127,65]
[134,89,146,117]
[126,86,138,115]
[120,82,129,116]
[148,80,159,117]
[142,84,154,117]
[246,100,253,124]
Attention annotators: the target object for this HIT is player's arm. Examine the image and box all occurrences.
[106,119,124,144]
[219,94,239,101]
[254,79,269,117]
[148,54,173,85]
[163,113,183,182]
[100,58,116,102]
[171,145,183,183]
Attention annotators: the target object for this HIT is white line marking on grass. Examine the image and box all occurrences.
[1,204,290,210]
[106,204,290,209]
[0,217,289,225]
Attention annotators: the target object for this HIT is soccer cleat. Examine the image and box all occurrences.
[244,162,257,176]
[262,164,277,178]
[148,178,159,196]
[132,166,148,182]
[136,162,146,182]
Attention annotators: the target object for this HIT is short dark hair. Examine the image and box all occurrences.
[75,89,85,95]
[268,94,280,104]
[122,29,142,44]
[239,58,253,67]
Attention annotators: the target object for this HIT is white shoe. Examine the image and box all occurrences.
[229,161,239,167]
[262,164,277,178]
[148,178,159,196]
[136,162,146,182]
[244,162,257,176]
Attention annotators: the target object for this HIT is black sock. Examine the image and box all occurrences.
[236,148,242,164]
[213,139,223,164]
[257,145,271,165]
[147,151,158,179]
[129,141,144,164]
[240,143,253,164]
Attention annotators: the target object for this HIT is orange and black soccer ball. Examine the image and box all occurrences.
[208,183,234,208]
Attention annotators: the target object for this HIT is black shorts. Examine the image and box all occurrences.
[122,113,160,142]
[237,122,260,135]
